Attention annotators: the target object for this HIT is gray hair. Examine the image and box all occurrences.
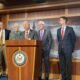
[38,21,45,25]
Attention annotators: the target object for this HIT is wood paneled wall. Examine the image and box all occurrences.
[0,7,80,28]
[0,7,80,80]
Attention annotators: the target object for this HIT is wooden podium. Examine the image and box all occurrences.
[5,40,42,80]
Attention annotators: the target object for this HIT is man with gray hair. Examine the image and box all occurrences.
[37,21,53,80]
[21,21,38,40]
[9,22,22,40]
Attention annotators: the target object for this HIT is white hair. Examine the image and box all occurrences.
[38,21,45,25]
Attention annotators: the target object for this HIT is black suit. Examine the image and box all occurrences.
[1,29,10,73]
[5,29,11,40]
[37,29,53,79]
[57,26,76,80]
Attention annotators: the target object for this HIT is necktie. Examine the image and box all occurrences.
[25,31,29,39]
[61,28,64,39]
[40,30,43,40]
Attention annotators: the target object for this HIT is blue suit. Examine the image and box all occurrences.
[57,26,76,80]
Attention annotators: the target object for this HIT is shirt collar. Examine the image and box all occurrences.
[25,30,30,34]
[40,29,44,32]
[0,29,2,32]
[61,25,66,30]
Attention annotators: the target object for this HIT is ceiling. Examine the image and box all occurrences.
[0,0,80,14]
[0,0,52,6]
[0,0,80,8]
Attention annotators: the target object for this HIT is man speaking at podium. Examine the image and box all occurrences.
[0,22,10,77]
[21,21,38,40]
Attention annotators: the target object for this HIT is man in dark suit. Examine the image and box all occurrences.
[5,29,10,40]
[0,22,10,77]
[57,17,76,80]
[37,21,53,80]
[2,29,10,75]
[21,21,38,40]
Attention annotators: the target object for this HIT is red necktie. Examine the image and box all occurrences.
[61,28,64,39]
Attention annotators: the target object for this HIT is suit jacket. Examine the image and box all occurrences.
[5,29,11,40]
[9,31,22,40]
[21,29,38,40]
[37,29,53,52]
[57,26,76,54]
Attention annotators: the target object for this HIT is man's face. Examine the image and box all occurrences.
[38,23,44,30]
[0,24,2,30]
[23,22,30,31]
[13,23,19,31]
[13,26,18,31]
[59,18,66,26]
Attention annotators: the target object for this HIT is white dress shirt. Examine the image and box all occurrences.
[25,30,30,40]
[61,25,66,34]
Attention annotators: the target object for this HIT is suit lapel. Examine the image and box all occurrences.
[29,29,33,39]
[59,28,62,40]
[38,30,40,40]
[63,27,68,40]
[42,30,46,40]
[23,31,25,39]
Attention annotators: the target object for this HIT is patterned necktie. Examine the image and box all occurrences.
[25,31,29,39]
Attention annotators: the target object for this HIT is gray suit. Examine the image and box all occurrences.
[9,31,22,40]
[37,29,53,78]
[21,29,38,40]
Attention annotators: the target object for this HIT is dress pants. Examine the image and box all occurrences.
[40,49,50,79]
[0,46,6,74]
[59,48,72,80]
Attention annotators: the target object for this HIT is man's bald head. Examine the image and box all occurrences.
[23,21,30,31]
